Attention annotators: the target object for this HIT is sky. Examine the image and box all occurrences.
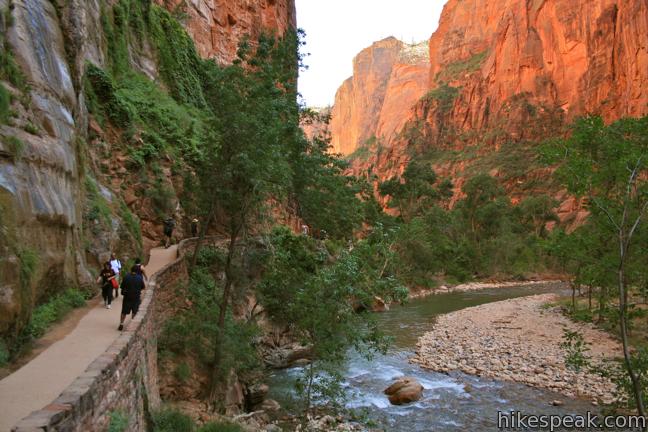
[296,0,446,107]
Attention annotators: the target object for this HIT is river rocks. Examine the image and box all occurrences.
[384,377,424,405]
[261,399,281,413]
[246,383,270,408]
[262,343,313,369]
[412,294,621,404]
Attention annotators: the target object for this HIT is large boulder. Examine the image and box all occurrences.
[384,377,424,405]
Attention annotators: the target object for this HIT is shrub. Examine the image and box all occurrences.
[25,289,86,340]
[174,361,191,383]
[197,422,243,432]
[108,410,130,432]
[84,176,112,227]
[84,63,133,127]
[0,82,9,123]
[17,247,38,288]
[23,122,39,136]
[422,83,459,113]
[152,407,194,432]
[0,338,9,367]
[4,135,24,159]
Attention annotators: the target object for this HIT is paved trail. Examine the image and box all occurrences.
[0,246,178,431]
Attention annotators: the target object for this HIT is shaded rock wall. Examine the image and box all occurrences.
[0,0,295,341]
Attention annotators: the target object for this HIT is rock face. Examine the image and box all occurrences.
[330,0,648,215]
[0,0,295,341]
[154,0,296,64]
[383,376,424,405]
[330,38,429,155]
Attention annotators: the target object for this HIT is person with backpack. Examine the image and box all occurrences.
[118,265,146,331]
[109,253,122,298]
[96,262,116,309]
[134,257,148,282]
[163,217,175,248]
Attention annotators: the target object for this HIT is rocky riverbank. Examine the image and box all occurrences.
[412,294,620,404]
[408,280,562,299]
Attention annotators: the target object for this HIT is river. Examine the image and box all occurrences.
[268,283,603,431]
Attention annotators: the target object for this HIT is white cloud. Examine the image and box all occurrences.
[296,0,446,107]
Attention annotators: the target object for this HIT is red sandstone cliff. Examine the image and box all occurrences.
[155,0,296,63]
[330,38,430,155]
[331,0,648,215]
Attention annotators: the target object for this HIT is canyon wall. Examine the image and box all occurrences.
[331,0,648,210]
[154,0,296,64]
[0,0,294,345]
[330,38,429,155]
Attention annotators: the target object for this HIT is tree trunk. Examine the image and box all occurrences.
[617,243,646,418]
[190,203,216,273]
[209,227,240,404]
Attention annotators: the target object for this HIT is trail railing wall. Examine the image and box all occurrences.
[13,237,223,432]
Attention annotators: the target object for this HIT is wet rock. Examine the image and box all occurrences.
[261,399,281,412]
[384,376,424,405]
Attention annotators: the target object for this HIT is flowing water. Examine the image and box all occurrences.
[268,283,604,431]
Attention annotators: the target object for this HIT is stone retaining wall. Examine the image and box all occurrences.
[12,237,224,432]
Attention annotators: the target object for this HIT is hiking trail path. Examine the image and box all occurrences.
[0,246,178,431]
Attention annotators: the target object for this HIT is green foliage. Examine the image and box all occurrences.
[84,175,112,227]
[421,83,459,113]
[560,329,591,373]
[145,178,175,218]
[120,201,142,246]
[0,338,9,367]
[174,362,191,383]
[17,247,38,289]
[84,63,133,127]
[0,7,27,92]
[197,422,243,432]
[435,50,488,82]
[23,122,39,136]
[148,5,207,107]
[152,407,194,432]
[4,135,24,159]
[259,226,407,411]
[151,408,243,432]
[159,254,260,376]
[543,115,648,415]
[25,289,86,340]
[292,119,369,239]
[379,160,443,222]
[108,410,130,432]
[0,82,9,123]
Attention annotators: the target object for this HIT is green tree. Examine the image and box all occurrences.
[190,32,301,402]
[517,194,558,237]
[542,115,648,416]
[379,160,442,222]
[258,226,407,413]
[290,109,366,239]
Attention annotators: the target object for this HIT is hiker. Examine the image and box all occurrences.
[163,216,175,248]
[118,266,146,331]
[191,218,199,237]
[134,257,148,281]
[301,224,309,236]
[96,262,116,309]
[109,253,122,298]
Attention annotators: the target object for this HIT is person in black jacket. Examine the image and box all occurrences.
[96,262,115,309]
[118,266,145,331]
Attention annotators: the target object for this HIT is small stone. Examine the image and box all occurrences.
[551,400,564,406]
